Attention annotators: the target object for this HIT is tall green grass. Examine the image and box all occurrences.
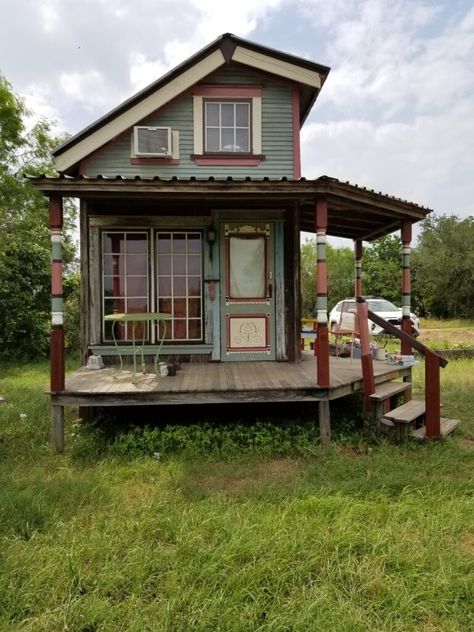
[0,360,473,631]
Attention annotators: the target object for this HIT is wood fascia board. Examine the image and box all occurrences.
[232,46,321,88]
[55,49,226,172]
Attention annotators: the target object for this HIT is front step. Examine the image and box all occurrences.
[383,399,425,424]
[370,381,410,402]
[411,418,461,442]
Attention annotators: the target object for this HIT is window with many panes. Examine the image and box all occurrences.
[102,230,202,343]
[204,101,250,153]
[156,232,202,341]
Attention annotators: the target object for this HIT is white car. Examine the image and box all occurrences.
[329,297,420,337]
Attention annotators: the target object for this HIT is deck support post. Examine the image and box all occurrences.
[354,240,363,298]
[315,198,329,387]
[318,399,331,444]
[51,404,65,453]
[49,196,65,453]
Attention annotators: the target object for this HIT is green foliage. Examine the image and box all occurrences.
[64,272,81,352]
[301,240,354,315]
[413,214,474,318]
[0,72,77,359]
[362,235,402,305]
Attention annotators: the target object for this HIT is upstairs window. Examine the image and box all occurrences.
[204,101,250,153]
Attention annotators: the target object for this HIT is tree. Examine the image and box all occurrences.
[412,214,474,318]
[0,74,76,360]
[300,240,354,316]
[362,235,402,305]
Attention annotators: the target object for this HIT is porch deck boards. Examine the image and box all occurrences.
[53,353,411,407]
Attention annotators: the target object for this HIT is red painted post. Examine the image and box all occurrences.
[316,198,329,387]
[49,196,65,393]
[357,300,375,410]
[354,240,363,298]
[425,353,441,438]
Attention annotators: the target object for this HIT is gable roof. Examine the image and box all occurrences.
[53,33,330,174]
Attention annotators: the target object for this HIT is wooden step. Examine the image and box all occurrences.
[411,418,461,442]
[383,399,425,424]
[369,381,410,402]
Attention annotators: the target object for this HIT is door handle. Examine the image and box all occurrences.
[268,283,273,299]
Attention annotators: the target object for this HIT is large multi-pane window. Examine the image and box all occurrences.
[103,232,149,340]
[205,101,250,153]
[102,230,202,343]
[156,232,202,341]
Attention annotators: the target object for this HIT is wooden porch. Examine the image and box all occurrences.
[52,353,411,407]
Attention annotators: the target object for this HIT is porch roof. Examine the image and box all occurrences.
[29,174,432,241]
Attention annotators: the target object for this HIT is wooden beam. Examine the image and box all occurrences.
[316,198,330,387]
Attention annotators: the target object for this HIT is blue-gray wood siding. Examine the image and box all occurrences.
[85,68,295,178]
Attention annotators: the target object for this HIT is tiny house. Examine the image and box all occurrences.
[32,34,447,452]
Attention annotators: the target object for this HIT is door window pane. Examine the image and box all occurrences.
[229,236,265,299]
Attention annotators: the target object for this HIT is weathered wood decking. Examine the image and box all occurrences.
[52,352,411,407]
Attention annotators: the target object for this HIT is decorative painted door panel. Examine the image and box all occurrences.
[220,222,275,361]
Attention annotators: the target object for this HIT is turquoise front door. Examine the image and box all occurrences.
[220,222,276,361]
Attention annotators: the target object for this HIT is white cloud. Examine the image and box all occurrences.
[59,70,112,111]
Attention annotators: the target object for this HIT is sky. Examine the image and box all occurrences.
[1,0,473,229]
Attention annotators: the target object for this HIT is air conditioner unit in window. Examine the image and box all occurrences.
[133,126,172,157]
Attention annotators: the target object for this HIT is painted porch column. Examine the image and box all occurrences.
[49,196,65,453]
[401,221,412,355]
[315,199,329,388]
[354,240,363,298]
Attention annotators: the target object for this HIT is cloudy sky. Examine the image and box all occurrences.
[1,0,473,223]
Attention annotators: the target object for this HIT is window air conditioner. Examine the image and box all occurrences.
[133,126,172,157]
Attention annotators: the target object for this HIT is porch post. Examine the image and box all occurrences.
[49,196,65,453]
[354,240,363,298]
[401,221,412,355]
[315,199,329,388]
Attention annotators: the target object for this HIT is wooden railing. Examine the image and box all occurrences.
[356,299,448,439]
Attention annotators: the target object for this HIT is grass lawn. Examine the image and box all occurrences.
[0,358,473,631]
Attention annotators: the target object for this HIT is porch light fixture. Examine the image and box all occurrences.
[207,227,216,261]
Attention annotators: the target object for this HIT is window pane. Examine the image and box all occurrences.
[188,298,201,318]
[103,233,125,254]
[104,298,125,316]
[206,102,219,126]
[187,234,201,253]
[157,254,171,275]
[221,128,234,151]
[173,276,187,296]
[126,276,148,296]
[158,276,171,296]
[188,276,201,296]
[206,128,219,152]
[126,234,147,254]
[236,103,249,127]
[103,254,124,276]
[173,298,187,318]
[174,320,187,340]
[159,297,172,313]
[126,254,148,275]
[188,255,201,275]
[221,103,234,126]
[157,234,171,253]
[188,319,201,339]
[126,298,148,313]
[229,236,265,298]
[173,234,186,253]
[104,276,125,297]
[173,255,186,275]
[236,128,249,152]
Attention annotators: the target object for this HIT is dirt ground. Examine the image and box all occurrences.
[419,327,474,346]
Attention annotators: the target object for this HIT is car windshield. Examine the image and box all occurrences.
[368,299,399,312]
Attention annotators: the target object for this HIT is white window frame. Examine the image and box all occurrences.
[193,92,262,156]
[204,101,251,153]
